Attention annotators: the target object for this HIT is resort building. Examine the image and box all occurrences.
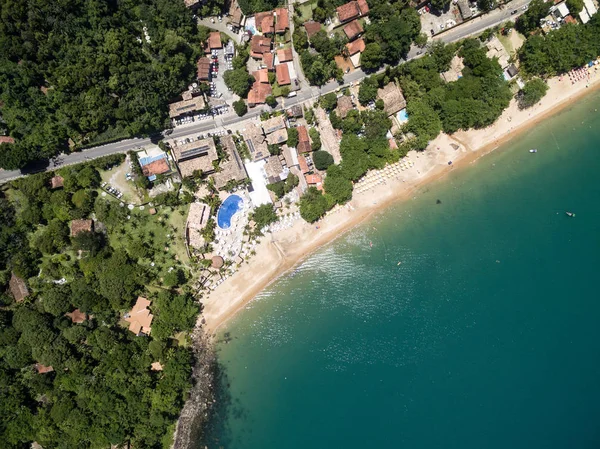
[186,202,211,249]
[70,219,93,237]
[298,154,310,174]
[229,3,243,30]
[305,173,323,191]
[336,0,369,23]
[343,20,363,41]
[336,95,354,119]
[141,157,171,180]
[377,82,407,117]
[265,155,285,183]
[208,32,222,50]
[296,125,311,153]
[168,95,206,120]
[172,138,219,177]
[248,69,273,106]
[245,123,270,161]
[124,296,153,336]
[212,135,248,189]
[9,273,29,302]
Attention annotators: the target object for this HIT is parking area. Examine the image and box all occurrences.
[209,48,237,104]
[421,3,463,36]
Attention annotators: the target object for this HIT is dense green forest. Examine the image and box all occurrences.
[0,0,202,170]
[0,156,202,447]
[518,15,600,76]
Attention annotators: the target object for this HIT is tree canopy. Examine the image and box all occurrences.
[0,0,203,169]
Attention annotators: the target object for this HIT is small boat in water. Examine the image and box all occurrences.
[565,211,575,217]
[529,149,538,153]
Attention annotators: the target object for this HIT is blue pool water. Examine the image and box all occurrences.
[217,195,243,229]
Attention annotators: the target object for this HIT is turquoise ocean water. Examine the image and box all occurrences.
[202,92,600,449]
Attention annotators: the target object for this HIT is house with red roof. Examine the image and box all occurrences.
[343,20,363,40]
[336,0,369,23]
[276,48,293,63]
[275,64,291,85]
[345,38,365,56]
[304,21,322,39]
[250,35,272,59]
[256,11,275,34]
[275,8,290,33]
[296,126,311,153]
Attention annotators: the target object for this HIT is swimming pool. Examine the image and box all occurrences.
[217,195,244,229]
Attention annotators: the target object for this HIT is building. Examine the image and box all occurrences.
[584,0,598,15]
[186,202,211,249]
[298,154,310,174]
[208,31,222,49]
[552,1,570,19]
[304,21,322,38]
[345,38,365,56]
[486,35,510,69]
[248,69,273,106]
[172,138,218,177]
[262,115,286,135]
[197,57,212,81]
[50,175,64,189]
[457,0,473,20]
[305,173,323,186]
[505,64,519,79]
[0,136,15,144]
[125,296,153,336]
[168,95,206,119]
[579,8,591,22]
[336,0,369,23]
[9,273,29,302]
[275,63,291,85]
[250,35,272,59]
[66,309,87,324]
[377,82,407,116]
[245,123,270,161]
[212,135,248,189]
[141,157,170,179]
[276,48,293,63]
[282,145,299,168]
[35,363,54,374]
[343,20,363,40]
[151,362,163,371]
[275,8,290,33]
[225,40,235,57]
[287,105,303,118]
[70,219,93,237]
[253,68,269,83]
[263,52,275,70]
[265,155,285,183]
[440,55,464,82]
[336,95,354,119]
[266,128,288,145]
[256,11,275,34]
[296,125,311,153]
[230,4,243,29]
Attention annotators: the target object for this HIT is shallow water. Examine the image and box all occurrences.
[203,92,600,449]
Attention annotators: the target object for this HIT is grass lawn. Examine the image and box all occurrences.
[272,82,283,97]
[107,202,191,285]
[496,30,526,57]
[296,1,316,22]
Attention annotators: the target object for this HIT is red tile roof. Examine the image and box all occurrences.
[343,20,363,40]
[357,0,369,15]
[263,52,275,70]
[125,296,153,335]
[35,363,54,374]
[9,273,29,302]
[70,219,93,237]
[256,11,275,34]
[208,32,222,49]
[337,1,361,22]
[346,38,366,55]
[0,136,15,144]
[275,8,289,33]
[277,48,293,62]
[250,35,272,58]
[564,14,577,24]
[197,57,211,80]
[248,81,273,105]
[253,68,270,83]
[305,173,323,184]
[389,138,398,150]
[275,63,291,85]
[298,155,310,173]
[50,175,64,189]
[304,21,322,38]
[296,126,311,153]
[66,309,87,324]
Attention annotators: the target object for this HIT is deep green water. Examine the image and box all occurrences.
[203,92,600,449]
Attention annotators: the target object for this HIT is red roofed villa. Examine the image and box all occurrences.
[277,48,293,62]
[263,52,275,70]
[256,11,275,34]
[66,309,87,324]
[275,8,290,33]
[296,126,311,153]
[346,38,366,56]
[343,20,364,40]
[142,158,170,177]
[304,21,322,38]
[0,136,15,144]
[275,64,291,85]
[125,296,154,336]
[336,0,369,23]
[208,32,222,49]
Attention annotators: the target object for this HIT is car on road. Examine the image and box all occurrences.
[511,9,518,14]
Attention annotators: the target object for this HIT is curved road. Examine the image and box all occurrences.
[0,0,531,183]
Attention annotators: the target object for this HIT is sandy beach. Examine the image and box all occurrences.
[201,67,600,335]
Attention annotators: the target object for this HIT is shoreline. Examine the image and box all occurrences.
[200,70,600,336]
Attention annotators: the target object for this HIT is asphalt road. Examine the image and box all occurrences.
[0,0,531,184]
